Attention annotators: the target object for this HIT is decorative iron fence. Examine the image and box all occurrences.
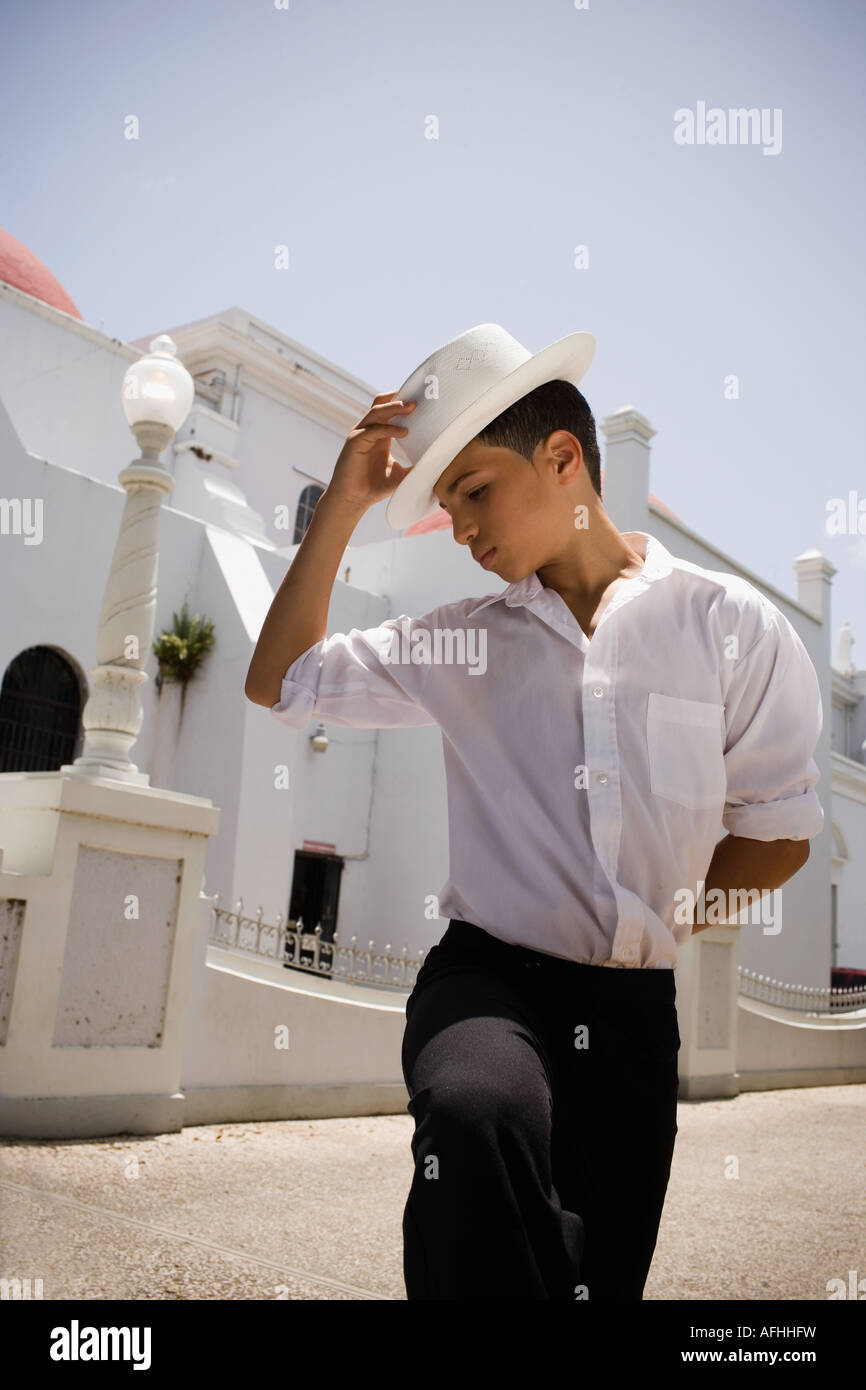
[738,966,866,1015]
[206,898,866,1014]
[208,895,425,992]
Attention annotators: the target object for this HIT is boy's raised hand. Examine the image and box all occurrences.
[328,391,416,511]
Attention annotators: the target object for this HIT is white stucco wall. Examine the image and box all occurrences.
[737,1003,866,1088]
[0,291,139,486]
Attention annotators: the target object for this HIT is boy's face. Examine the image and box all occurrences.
[432,433,589,583]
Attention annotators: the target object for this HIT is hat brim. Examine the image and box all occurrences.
[384,330,595,532]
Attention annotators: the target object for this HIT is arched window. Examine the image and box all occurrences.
[293,485,325,544]
[0,647,86,772]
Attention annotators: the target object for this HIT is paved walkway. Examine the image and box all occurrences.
[1,1084,862,1300]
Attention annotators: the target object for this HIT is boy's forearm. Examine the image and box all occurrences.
[690,832,810,933]
[245,488,367,705]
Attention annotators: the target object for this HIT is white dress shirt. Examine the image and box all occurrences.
[270,531,824,969]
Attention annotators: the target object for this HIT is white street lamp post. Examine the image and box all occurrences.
[65,335,194,784]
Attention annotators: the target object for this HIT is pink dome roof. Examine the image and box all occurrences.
[0,229,82,319]
[404,465,682,535]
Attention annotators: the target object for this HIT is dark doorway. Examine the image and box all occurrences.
[0,647,85,772]
[285,850,344,973]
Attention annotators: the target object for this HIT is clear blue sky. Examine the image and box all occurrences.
[3,0,864,659]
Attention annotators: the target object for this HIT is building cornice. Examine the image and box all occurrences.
[140,309,377,437]
[832,750,866,805]
[832,670,863,705]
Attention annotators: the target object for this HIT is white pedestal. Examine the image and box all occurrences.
[0,771,220,1137]
[675,924,741,1099]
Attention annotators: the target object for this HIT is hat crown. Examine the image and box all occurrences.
[384,321,595,531]
[393,323,531,466]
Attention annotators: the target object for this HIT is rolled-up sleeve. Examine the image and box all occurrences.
[721,607,825,841]
[269,613,439,730]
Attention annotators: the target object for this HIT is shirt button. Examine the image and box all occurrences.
[621,944,637,961]
[593,686,604,697]
[597,773,608,784]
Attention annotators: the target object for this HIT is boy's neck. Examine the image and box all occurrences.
[535,506,646,607]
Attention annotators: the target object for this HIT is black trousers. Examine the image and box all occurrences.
[400,920,680,1301]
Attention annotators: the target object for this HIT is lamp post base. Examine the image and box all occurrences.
[61,761,150,786]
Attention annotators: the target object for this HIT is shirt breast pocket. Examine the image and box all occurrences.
[646,692,726,811]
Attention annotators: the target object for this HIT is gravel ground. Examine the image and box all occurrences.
[0,1083,863,1301]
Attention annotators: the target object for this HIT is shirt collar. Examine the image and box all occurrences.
[466,531,674,619]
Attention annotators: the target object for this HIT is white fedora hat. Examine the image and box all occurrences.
[384,322,596,532]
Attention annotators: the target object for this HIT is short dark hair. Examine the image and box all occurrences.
[474,378,602,498]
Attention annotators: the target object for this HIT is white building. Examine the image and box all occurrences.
[1,228,864,1124]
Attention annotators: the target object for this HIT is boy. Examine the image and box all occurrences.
[246,323,824,1301]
